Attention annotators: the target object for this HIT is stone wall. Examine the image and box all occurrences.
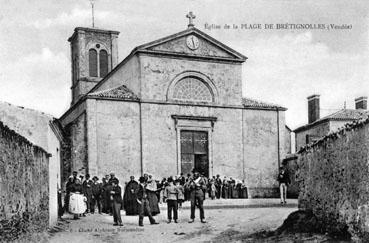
[282,155,299,198]
[0,121,49,229]
[68,112,88,174]
[297,118,369,238]
[0,101,61,225]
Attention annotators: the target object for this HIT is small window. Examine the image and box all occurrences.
[89,49,98,77]
[99,50,108,77]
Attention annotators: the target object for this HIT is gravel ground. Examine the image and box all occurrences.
[49,206,296,243]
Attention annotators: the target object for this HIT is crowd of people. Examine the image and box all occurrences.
[154,173,248,202]
[62,170,251,226]
[61,167,292,226]
[64,172,121,219]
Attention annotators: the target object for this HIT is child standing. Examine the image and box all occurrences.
[163,177,178,223]
[175,179,184,209]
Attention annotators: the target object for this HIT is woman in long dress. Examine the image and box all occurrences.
[123,176,140,215]
[69,179,87,219]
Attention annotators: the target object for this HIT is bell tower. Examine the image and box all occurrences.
[68,27,120,105]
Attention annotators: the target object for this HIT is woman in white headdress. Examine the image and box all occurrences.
[69,179,87,219]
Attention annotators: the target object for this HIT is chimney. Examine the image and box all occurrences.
[307,94,320,124]
[355,96,367,110]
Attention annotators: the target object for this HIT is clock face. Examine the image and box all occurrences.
[186,35,200,50]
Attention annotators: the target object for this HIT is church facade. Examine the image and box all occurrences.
[59,20,290,197]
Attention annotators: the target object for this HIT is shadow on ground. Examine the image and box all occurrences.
[210,210,353,243]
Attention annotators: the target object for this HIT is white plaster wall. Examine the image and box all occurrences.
[47,127,61,226]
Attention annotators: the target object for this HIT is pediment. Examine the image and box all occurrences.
[135,28,247,62]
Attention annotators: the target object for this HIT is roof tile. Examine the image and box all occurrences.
[324,109,369,121]
[89,85,139,100]
[242,97,285,110]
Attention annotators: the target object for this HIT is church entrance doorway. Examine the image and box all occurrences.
[180,130,209,177]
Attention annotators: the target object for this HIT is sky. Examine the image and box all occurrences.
[0,0,368,129]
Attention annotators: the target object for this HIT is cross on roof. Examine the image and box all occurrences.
[186,11,196,28]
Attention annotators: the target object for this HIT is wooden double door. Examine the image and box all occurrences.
[180,130,209,177]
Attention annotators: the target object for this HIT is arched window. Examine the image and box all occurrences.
[172,77,213,102]
[89,49,98,77]
[99,50,108,77]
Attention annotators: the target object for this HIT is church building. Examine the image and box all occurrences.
[59,13,290,197]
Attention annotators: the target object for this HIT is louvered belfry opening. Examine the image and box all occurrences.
[89,49,98,77]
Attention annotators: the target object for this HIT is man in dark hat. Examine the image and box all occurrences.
[137,176,159,226]
[91,176,102,214]
[110,178,123,226]
[187,171,207,223]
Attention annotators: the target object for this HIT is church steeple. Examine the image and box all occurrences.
[68,27,120,105]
